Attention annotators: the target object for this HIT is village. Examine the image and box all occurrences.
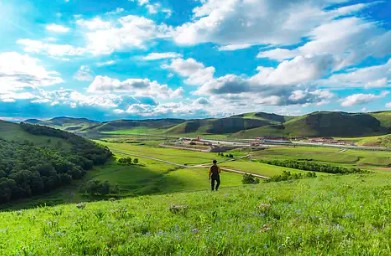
[161,136,357,153]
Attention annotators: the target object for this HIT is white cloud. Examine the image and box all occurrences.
[322,58,391,88]
[257,48,298,61]
[46,24,70,33]
[251,54,335,86]
[0,52,63,92]
[37,89,120,108]
[218,44,252,51]
[87,75,183,99]
[76,17,112,30]
[142,52,181,61]
[386,102,391,109]
[74,65,94,81]
[164,58,215,86]
[78,15,170,55]
[131,0,171,16]
[341,91,389,107]
[173,0,367,47]
[259,17,391,70]
[17,39,86,57]
[166,57,334,107]
[96,60,116,67]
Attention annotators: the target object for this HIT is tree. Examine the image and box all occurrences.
[133,158,139,165]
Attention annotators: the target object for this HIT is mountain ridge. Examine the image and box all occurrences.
[21,110,391,138]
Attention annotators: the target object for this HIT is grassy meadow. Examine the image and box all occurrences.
[0,172,389,255]
[249,146,391,168]
[1,131,390,255]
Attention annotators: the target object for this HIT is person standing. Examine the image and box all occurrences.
[209,160,221,191]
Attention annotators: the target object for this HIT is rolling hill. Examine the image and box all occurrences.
[25,111,391,138]
[0,121,111,204]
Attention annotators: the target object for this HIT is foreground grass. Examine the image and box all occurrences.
[0,173,389,255]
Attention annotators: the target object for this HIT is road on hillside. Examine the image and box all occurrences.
[110,149,268,179]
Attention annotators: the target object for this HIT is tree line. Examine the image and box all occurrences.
[260,159,366,174]
[0,124,112,203]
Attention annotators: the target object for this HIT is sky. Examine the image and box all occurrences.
[0,0,390,121]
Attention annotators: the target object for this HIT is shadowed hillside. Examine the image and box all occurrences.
[25,111,391,138]
[284,112,385,137]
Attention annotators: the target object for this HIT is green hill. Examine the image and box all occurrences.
[0,172,389,255]
[95,118,184,132]
[369,111,391,131]
[0,121,111,204]
[25,117,99,132]
[166,117,274,135]
[25,111,391,138]
[284,112,385,137]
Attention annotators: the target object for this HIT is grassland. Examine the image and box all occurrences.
[0,120,69,147]
[0,172,389,255]
[249,146,391,168]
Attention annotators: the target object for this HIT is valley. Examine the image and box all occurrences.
[0,113,390,255]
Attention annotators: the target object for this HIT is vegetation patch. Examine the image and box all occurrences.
[260,159,367,174]
[0,124,111,204]
[266,171,317,183]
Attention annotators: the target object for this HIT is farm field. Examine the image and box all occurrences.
[0,172,389,255]
[250,146,391,168]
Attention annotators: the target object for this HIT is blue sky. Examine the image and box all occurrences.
[0,0,390,121]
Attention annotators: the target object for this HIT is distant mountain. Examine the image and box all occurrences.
[25,117,99,132]
[284,112,386,137]
[93,118,184,132]
[23,111,391,138]
[166,117,273,134]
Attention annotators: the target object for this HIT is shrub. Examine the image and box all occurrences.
[83,180,111,196]
[118,157,133,166]
[242,173,260,184]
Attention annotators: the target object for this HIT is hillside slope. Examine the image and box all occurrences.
[284,112,386,137]
[0,173,389,255]
[0,121,111,204]
[25,117,99,132]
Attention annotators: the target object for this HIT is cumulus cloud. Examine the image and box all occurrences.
[341,91,389,107]
[87,75,183,99]
[0,52,63,93]
[321,58,391,88]
[142,52,181,61]
[164,58,215,85]
[167,57,334,107]
[74,65,94,81]
[173,0,368,47]
[46,24,70,33]
[251,54,335,86]
[386,102,391,109]
[130,0,172,16]
[78,15,171,55]
[259,17,391,70]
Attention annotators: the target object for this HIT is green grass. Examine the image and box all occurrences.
[251,146,391,168]
[98,141,231,165]
[0,172,389,255]
[0,120,69,147]
[102,127,165,135]
[220,160,331,177]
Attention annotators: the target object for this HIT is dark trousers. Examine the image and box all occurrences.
[211,176,220,191]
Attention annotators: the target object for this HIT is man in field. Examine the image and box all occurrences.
[209,160,221,191]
